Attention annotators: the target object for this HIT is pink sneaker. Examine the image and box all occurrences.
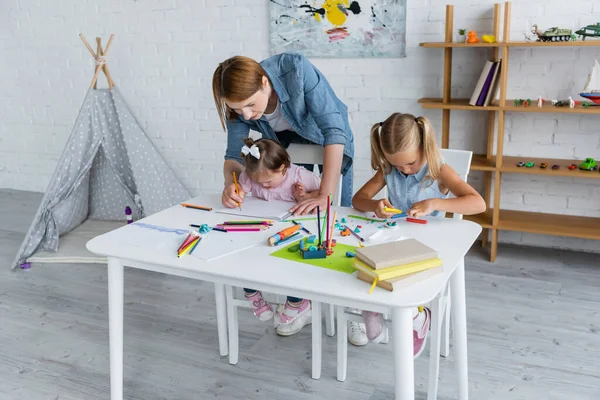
[363,311,386,342]
[413,307,431,358]
[245,291,273,321]
[275,299,312,336]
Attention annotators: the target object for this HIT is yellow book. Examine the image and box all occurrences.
[352,257,443,281]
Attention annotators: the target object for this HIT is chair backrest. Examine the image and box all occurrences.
[439,149,473,220]
[381,149,473,219]
[287,143,343,206]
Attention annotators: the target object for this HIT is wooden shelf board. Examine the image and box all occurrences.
[507,40,600,48]
[419,98,500,111]
[470,155,496,171]
[420,40,600,48]
[499,210,600,240]
[464,209,493,228]
[464,209,600,240]
[470,154,600,179]
[503,100,600,114]
[420,42,504,48]
[419,98,600,114]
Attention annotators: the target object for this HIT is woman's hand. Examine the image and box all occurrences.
[408,199,437,217]
[374,199,395,219]
[289,193,329,216]
[221,183,245,208]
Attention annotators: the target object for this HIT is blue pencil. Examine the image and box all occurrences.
[189,237,202,255]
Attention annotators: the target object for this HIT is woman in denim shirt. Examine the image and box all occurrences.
[212,53,354,212]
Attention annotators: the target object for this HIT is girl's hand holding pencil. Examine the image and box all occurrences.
[221,182,246,208]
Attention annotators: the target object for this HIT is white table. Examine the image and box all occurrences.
[86,195,481,400]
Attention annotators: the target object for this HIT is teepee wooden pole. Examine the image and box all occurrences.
[80,33,116,90]
[98,41,115,89]
[93,37,102,89]
[79,34,97,58]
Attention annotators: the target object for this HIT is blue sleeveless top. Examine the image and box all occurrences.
[384,162,449,217]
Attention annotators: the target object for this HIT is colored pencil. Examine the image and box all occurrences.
[232,172,242,211]
[216,227,262,232]
[326,195,331,248]
[320,208,328,247]
[344,224,365,242]
[316,206,322,246]
[391,213,408,219]
[292,220,311,235]
[178,237,199,257]
[328,210,337,250]
[217,224,268,229]
[268,224,301,246]
[222,221,272,225]
[181,203,212,211]
[280,212,293,221]
[348,214,386,223]
[189,237,202,255]
[189,224,227,232]
[177,233,196,252]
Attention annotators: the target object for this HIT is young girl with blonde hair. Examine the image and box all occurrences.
[353,112,486,355]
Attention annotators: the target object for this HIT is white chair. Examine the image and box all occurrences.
[225,143,342,379]
[336,149,473,400]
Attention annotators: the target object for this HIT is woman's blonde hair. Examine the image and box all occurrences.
[212,56,269,131]
[370,113,442,186]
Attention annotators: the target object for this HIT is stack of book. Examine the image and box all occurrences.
[469,59,502,107]
[352,238,443,292]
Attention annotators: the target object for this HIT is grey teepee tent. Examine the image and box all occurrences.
[11,34,190,269]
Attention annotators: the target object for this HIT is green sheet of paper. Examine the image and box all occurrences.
[270,241,357,274]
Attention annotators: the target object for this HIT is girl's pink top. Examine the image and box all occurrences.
[239,164,321,202]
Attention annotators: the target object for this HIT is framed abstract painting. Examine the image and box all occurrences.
[269,0,407,58]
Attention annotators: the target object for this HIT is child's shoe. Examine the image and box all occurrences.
[275,299,312,336]
[245,291,273,321]
[348,321,368,346]
[413,307,431,358]
[363,311,386,343]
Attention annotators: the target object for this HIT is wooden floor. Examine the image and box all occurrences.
[1,189,599,400]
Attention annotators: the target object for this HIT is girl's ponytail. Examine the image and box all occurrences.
[370,122,391,174]
[415,116,442,186]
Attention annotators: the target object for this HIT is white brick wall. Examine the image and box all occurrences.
[1,0,599,253]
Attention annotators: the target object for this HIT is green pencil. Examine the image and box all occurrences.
[348,214,386,223]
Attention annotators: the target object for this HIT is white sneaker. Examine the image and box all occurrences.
[275,299,312,336]
[347,321,368,346]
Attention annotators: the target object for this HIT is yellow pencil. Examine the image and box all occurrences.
[178,237,199,258]
[232,172,242,211]
[384,206,403,214]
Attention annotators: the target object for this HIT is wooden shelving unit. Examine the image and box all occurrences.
[420,2,600,262]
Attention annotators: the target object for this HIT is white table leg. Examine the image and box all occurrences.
[107,258,124,400]
[392,307,415,400]
[450,258,469,400]
[311,300,322,380]
[214,283,228,357]
[427,295,443,400]
[225,285,239,365]
[325,303,335,337]
[336,305,348,382]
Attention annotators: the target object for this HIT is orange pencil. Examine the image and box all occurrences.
[232,172,242,211]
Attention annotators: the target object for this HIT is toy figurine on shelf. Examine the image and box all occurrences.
[552,100,570,107]
[568,96,576,108]
[531,24,573,42]
[524,99,531,107]
[579,58,600,104]
[537,96,544,108]
[457,28,467,43]
[482,34,497,43]
[514,99,522,106]
[466,30,480,43]
[575,23,600,41]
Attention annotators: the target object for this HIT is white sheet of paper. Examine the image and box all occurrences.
[190,229,272,261]
[215,197,316,221]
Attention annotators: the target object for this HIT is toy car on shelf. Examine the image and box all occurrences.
[540,162,548,169]
[568,163,577,170]
[552,164,559,170]
[532,24,573,42]
[525,162,534,168]
[516,161,525,167]
[579,158,598,171]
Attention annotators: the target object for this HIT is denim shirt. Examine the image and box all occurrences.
[385,162,449,217]
[223,53,354,176]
